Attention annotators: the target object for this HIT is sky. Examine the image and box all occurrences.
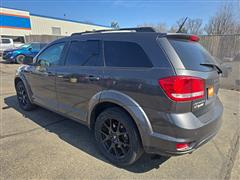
[1,0,239,28]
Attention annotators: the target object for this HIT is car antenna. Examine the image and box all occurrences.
[176,17,188,33]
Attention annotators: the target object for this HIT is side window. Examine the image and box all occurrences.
[2,39,11,44]
[65,40,102,66]
[37,43,65,66]
[104,41,153,68]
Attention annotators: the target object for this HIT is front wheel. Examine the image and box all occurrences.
[16,81,36,111]
[15,54,25,64]
[95,107,143,166]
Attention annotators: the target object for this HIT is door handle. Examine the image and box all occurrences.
[86,75,100,81]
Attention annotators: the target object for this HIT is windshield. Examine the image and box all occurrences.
[169,39,217,71]
[19,44,31,48]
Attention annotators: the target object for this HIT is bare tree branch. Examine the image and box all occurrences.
[138,23,167,32]
[204,3,239,35]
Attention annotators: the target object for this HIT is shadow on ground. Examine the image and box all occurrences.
[4,95,169,173]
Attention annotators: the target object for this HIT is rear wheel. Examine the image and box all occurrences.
[15,54,25,64]
[16,81,36,111]
[94,107,143,166]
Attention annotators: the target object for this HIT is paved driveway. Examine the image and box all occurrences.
[0,60,239,179]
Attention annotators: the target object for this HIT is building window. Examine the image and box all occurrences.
[52,27,61,35]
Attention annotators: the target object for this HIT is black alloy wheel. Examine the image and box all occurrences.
[95,107,143,166]
[16,81,36,111]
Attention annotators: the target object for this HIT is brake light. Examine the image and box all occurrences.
[159,76,205,102]
[189,35,199,42]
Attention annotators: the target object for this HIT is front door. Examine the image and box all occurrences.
[24,42,66,111]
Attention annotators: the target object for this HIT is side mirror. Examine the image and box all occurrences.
[22,56,34,65]
[28,47,32,51]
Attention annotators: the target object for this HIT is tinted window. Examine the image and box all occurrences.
[37,43,65,66]
[65,41,102,66]
[104,41,152,67]
[1,39,11,44]
[169,39,217,71]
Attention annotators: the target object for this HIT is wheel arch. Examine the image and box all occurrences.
[88,90,153,146]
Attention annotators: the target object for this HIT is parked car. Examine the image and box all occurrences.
[0,38,14,55]
[15,27,223,166]
[3,42,47,64]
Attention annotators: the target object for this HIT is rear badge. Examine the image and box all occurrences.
[193,100,205,110]
[208,86,214,97]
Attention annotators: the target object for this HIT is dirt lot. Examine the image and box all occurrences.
[0,59,239,179]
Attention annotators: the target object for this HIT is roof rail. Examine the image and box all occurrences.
[71,27,156,36]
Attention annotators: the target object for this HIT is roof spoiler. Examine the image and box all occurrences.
[166,33,200,42]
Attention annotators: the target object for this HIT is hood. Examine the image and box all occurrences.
[4,47,23,52]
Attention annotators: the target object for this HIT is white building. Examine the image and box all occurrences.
[0,7,109,43]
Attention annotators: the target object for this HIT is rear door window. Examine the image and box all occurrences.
[169,39,217,71]
[65,40,102,66]
[104,41,153,68]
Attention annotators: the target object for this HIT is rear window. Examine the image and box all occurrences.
[169,39,216,71]
[104,41,153,68]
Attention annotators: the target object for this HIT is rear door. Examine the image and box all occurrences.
[160,36,221,118]
[55,39,104,122]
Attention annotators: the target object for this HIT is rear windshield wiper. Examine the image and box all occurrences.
[200,63,222,74]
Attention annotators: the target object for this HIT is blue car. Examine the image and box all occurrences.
[2,42,47,64]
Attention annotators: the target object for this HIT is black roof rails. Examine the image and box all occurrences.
[71,27,156,36]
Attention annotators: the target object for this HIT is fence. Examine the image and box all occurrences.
[200,34,240,90]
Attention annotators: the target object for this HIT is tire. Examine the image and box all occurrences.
[15,54,25,64]
[16,81,36,111]
[95,107,143,166]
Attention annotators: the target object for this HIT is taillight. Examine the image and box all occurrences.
[159,76,205,102]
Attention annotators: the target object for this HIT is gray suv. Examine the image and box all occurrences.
[15,27,223,166]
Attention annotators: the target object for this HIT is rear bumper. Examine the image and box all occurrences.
[143,97,223,156]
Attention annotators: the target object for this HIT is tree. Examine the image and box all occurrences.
[111,21,120,29]
[138,23,167,32]
[168,25,178,33]
[204,3,239,35]
[176,18,188,33]
[186,18,203,34]
[175,17,203,34]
